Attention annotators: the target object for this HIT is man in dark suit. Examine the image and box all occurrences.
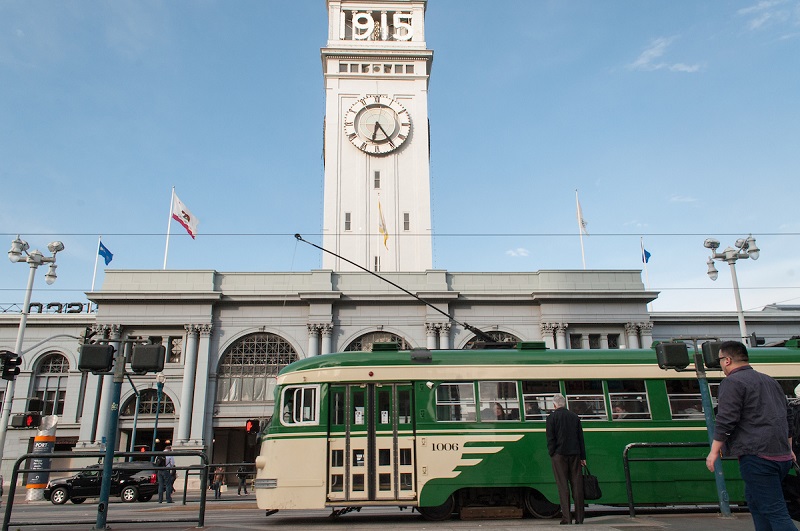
[546,393,587,525]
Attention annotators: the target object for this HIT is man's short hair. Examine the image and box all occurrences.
[719,340,749,362]
[553,393,567,408]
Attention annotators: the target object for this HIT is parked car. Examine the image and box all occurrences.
[43,462,158,505]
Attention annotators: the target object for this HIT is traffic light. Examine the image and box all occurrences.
[11,413,40,428]
[246,419,260,434]
[1,351,22,381]
[24,412,41,428]
[131,344,166,374]
[78,344,115,373]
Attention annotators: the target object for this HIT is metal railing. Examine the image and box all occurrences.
[622,441,734,518]
[2,450,209,531]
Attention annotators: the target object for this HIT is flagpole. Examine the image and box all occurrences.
[641,237,653,311]
[576,189,586,270]
[91,235,102,292]
[163,187,175,270]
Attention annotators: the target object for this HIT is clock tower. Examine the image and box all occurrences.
[321,0,433,272]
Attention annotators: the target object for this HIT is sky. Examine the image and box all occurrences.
[1,0,799,314]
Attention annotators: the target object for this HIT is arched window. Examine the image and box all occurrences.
[34,352,70,416]
[463,331,521,350]
[121,389,175,416]
[344,331,411,352]
[216,333,298,402]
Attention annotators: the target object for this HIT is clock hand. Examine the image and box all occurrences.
[372,122,380,141]
[375,122,390,140]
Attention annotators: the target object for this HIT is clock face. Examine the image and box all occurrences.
[343,96,411,155]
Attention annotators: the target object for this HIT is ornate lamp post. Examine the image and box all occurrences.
[0,236,64,466]
[151,372,166,451]
[704,235,760,346]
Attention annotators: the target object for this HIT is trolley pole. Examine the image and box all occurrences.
[693,344,732,517]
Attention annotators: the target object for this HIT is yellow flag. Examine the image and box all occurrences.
[378,201,388,249]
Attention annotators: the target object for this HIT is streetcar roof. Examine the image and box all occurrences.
[278,342,800,378]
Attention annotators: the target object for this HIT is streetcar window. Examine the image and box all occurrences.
[565,380,606,421]
[607,380,651,420]
[777,379,800,398]
[332,389,346,426]
[666,380,705,419]
[436,382,476,422]
[522,380,560,421]
[478,381,520,421]
[398,389,411,424]
[280,385,320,426]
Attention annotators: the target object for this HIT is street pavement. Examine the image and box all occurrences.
[2,491,792,530]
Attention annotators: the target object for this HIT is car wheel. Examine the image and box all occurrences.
[138,494,153,502]
[50,487,69,505]
[70,497,87,504]
[121,485,138,503]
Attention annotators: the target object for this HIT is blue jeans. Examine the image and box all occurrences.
[738,455,796,531]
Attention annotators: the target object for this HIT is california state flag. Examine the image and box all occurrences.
[171,193,199,239]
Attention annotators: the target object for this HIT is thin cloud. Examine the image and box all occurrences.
[737,0,793,30]
[506,248,530,257]
[628,36,702,73]
[669,195,698,203]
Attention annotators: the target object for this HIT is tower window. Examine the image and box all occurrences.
[403,212,410,231]
[374,256,380,272]
[339,63,348,73]
[405,65,414,74]
[374,171,381,188]
[345,212,351,231]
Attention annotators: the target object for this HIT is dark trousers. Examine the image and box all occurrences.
[551,454,584,524]
[157,470,174,503]
[739,455,795,531]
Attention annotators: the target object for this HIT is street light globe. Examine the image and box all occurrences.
[746,236,760,260]
[706,258,719,281]
[156,372,167,384]
[45,263,58,285]
[8,236,28,263]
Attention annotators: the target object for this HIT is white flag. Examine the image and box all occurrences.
[576,198,588,235]
[171,193,199,239]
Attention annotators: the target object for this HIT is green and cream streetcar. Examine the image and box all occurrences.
[254,341,800,520]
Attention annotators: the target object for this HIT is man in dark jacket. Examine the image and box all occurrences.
[546,393,587,525]
[705,340,795,530]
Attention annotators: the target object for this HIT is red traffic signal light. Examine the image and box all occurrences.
[24,413,41,428]
[246,419,260,434]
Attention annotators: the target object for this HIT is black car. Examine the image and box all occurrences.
[43,462,158,505]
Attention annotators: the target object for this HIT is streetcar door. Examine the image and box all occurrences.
[326,383,416,503]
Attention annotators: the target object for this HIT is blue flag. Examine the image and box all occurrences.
[98,241,113,266]
[642,248,651,264]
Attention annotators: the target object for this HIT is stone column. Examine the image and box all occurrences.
[189,324,212,445]
[425,323,438,350]
[555,323,569,350]
[600,334,609,349]
[581,335,590,349]
[176,325,200,444]
[320,324,333,355]
[540,323,556,349]
[625,323,640,350]
[439,324,451,349]
[95,324,121,446]
[307,324,320,356]
[639,322,654,349]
